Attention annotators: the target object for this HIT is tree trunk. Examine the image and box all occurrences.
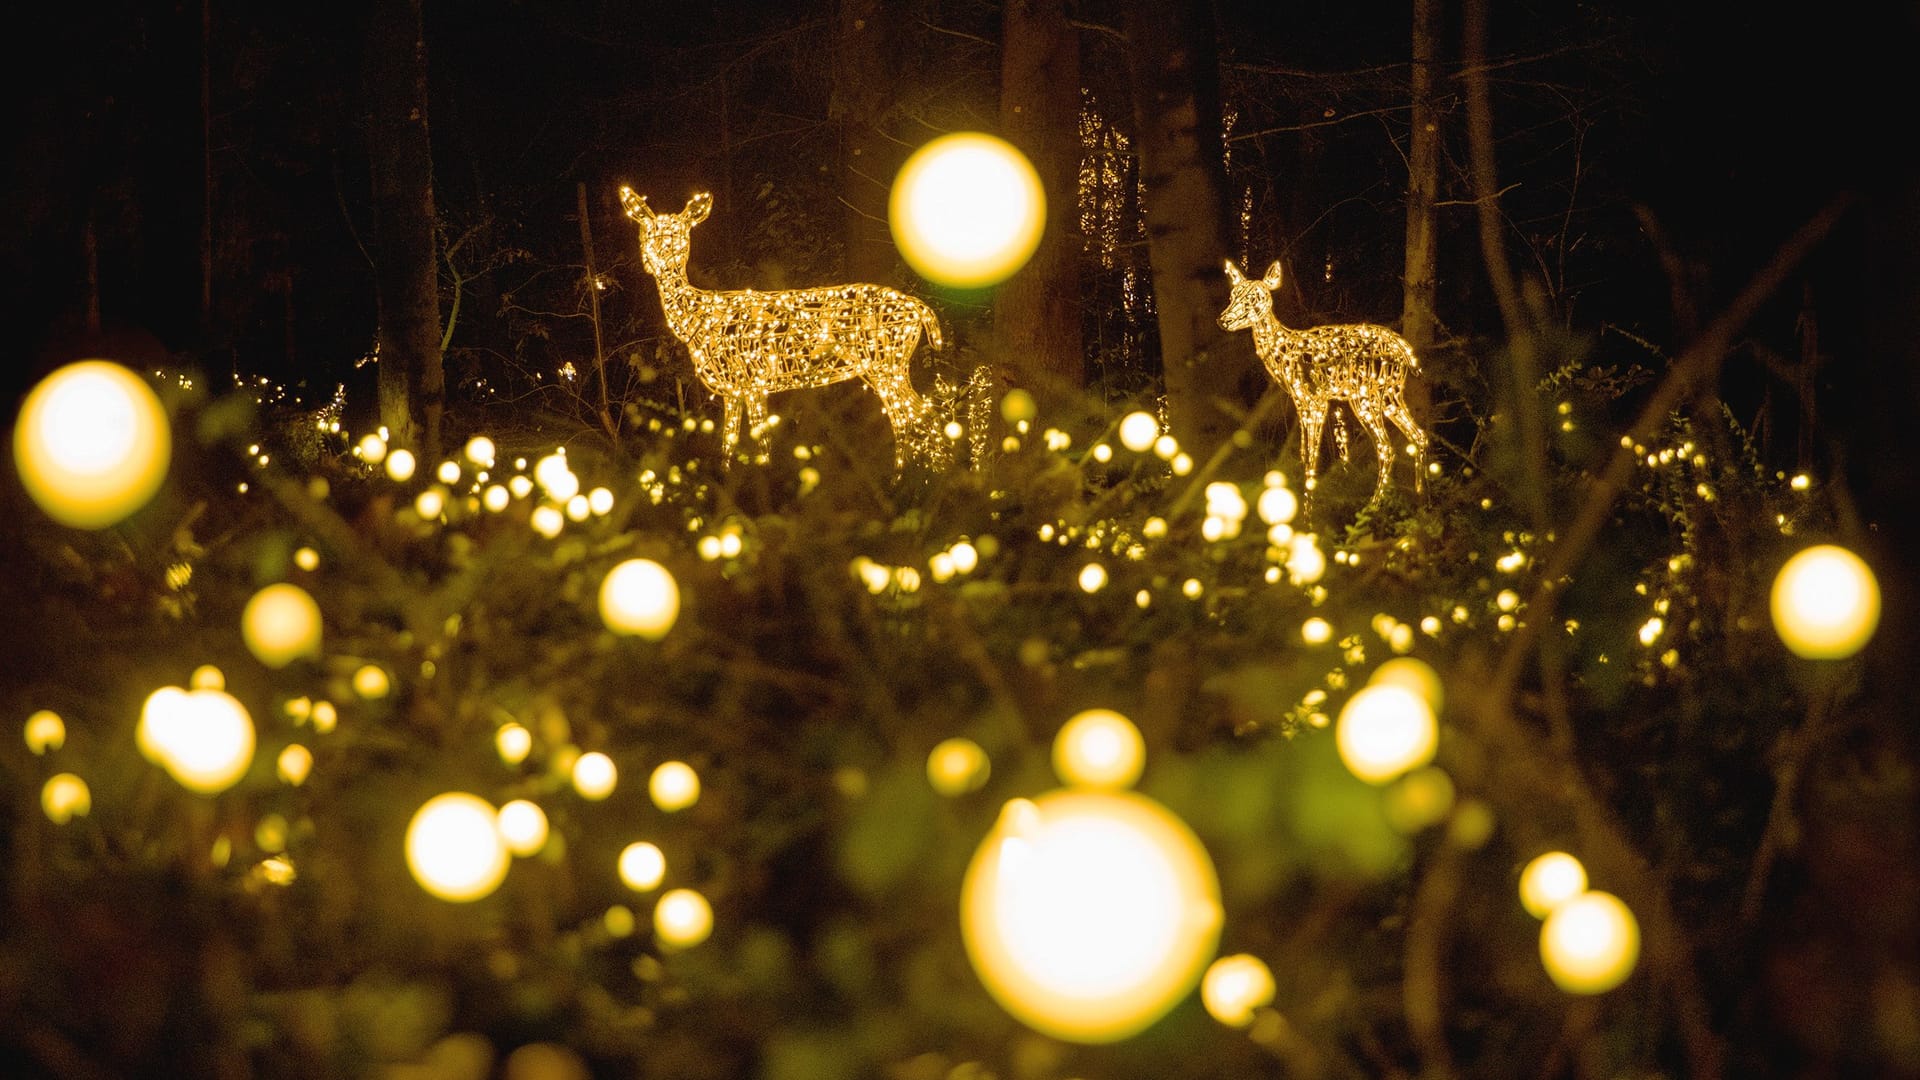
[1402,0,1440,420]
[1123,0,1239,458]
[364,0,444,456]
[995,0,1084,409]
[831,0,905,284]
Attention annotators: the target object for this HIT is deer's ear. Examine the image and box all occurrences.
[619,185,652,222]
[686,192,713,224]
[1224,259,1244,284]
[1262,261,1284,290]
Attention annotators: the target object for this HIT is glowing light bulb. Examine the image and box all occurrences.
[385,449,417,482]
[497,799,550,856]
[1771,544,1880,659]
[573,751,617,800]
[293,546,320,571]
[496,723,532,765]
[928,737,992,796]
[1335,683,1436,785]
[142,687,256,795]
[1368,656,1443,714]
[14,360,172,528]
[405,793,510,902]
[1118,411,1160,453]
[25,710,65,754]
[599,558,680,639]
[353,664,391,700]
[1302,617,1333,645]
[1001,389,1037,423]
[960,789,1222,1043]
[358,433,388,464]
[649,761,700,812]
[241,583,323,668]
[1539,890,1639,994]
[1382,765,1456,834]
[1519,851,1589,919]
[1052,709,1146,790]
[42,773,91,823]
[464,435,496,468]
[535,453,578,501]
[277,743,313,786]
[654,887,713,948]
[889,132,1045,288]
[619,841,667,891]
[1257,485,1298,526]
[1201,953,1276,1027]
[1078,562,1108,594]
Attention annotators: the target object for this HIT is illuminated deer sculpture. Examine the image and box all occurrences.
[621,187,949,470]
[1218,259,1427,510]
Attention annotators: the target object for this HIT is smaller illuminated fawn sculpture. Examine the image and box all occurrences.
[621,187,949,470]
[1218,259,1428,510]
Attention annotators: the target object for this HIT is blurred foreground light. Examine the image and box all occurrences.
[496,723,533,766]
[1052,709,1145,790]
[1201,953,1276,1028]
[572,751,617,800]
[928,737,991,796]
[496,799,550,856]
[25,710,65,755]
[242,583,323,668]
[1001,389,1037,424]
[1382,765,1455,834]
[1078,562,1108,594]
[385,449,417,482]
[649,761,700,812]
[406,792,509,902]
[464,435,497,468]
[14,360,171,528]
[960,789,1222,1043]
[1118,411,1160,453]
[619,841,667,891]
[1771,544,1880,659]
[42,773,91,823]
[1336,683,1436,785]
[276,743,313,786]
[1540,890,1639,994]
[1369,656,1443,713]
[599,559,680,639]
[357,433,388,464]
[890,132,1045,288]
[654,887,713,948]
[353,664,391,700]
[1519,851,1589,919]
[142,686,256,795]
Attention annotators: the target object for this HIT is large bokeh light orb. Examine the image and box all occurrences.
[14,359,171,528]
[599,558,680,640]
[141,686,256,796]
[242,583,323,668]
[960,789,1222,1043]
[1335,683,1437,785]
[1771,543,1880,659]
[1051,708,1146,790]
[1539,890,1640,994]
[889,132,1045,288]
[406,792,510,902]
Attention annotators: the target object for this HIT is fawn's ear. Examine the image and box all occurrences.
[1261,261,1284,290]
[1224,259,1244,284]
[686,192,713,224]
[619,185,652,223]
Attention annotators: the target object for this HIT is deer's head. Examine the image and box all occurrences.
[621,187,711,278]
[1218,259,1284,332]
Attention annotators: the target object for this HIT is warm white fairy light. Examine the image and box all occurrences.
[496,723,533,766]
[928,737,992,796]
[588,486,614,515]
[1219,260,1428,509]
[1078,562,1108,594]
[599,559,680,639]
[1519,851,1589,919]
[497,799,550,856]
[293,546,320,571]
[140,685,256,795]
[649,761,700,812]
[352,665,390,700]
[890,132,1045,287]
[622,187,952,470]
[655,888,714,948]
[357,433,388,464]
[1540,891,1639,994]
[573,751,617,800]
[1052,709,1146,790]
[530,505,564,538]
[277,744,313,786]
[385,449,417,482]
[959,790,1223,1043]
[14,360,172,528]
[406,793,509,902]
[25,710,65,755]
[242,583,322,668]
[464,435,496,468]
[1201,953,1276,1027]
[1118,411,1160,453]
[509,474,534,499]
[1771,544,1880,659]
[42,773,91,824]
[483,485,509,512]
[1335,683,1436,785]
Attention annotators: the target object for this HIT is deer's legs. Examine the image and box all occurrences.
[1362,407,1397,501]
[743,396,771,464]
[1383,393,1427,494]
[1297,403,1327,512]
[720,396,744,468]
[868,363,945,470]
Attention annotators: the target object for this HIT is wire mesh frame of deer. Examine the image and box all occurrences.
[1218,259,1428,510]
[620,187,952,472]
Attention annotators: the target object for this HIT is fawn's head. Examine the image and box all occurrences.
[1218,259,1284,332]
[620,187,711,277]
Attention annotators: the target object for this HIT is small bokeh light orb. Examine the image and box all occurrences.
[385,448,417,482]
[151,688,256,796]
[649,761,700,812]
[25,710,66,755]
[277,743,313,786]
[42,773,92,824]
[619,841,667,892]
[599,558,680,640]
[654,887,714,948]
[1335,684,1437,785]
[1052,708,1146,790]
[496,799,550,857]
[928,736,992,796]
[1770,544,1880,659]
[1519,851,1589,919]
[1539,890,1640,994]
[1201,953,1276,1028]
[960,789,1222,1043]
[572,751,617,800]
[242,583,323,668]
[496,723,533,766]
[406,792,510,902]
[1118,411,1160,454]
[890,132,1045,288]
[1382,765,1456,835]
[14,360,171,528]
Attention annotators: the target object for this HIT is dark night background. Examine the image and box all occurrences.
[6,1,1920,1077]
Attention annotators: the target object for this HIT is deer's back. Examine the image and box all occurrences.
[1271,323,1416,397]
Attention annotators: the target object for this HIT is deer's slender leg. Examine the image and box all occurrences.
[743,396,771,463]
[1383,392,1427,493]
[720,396,744,468]
[1362,406,1397,500]
[1297,401,1327,510]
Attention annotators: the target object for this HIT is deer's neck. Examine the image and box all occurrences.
[1252,309,1292,367]
[649,264,705,339]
